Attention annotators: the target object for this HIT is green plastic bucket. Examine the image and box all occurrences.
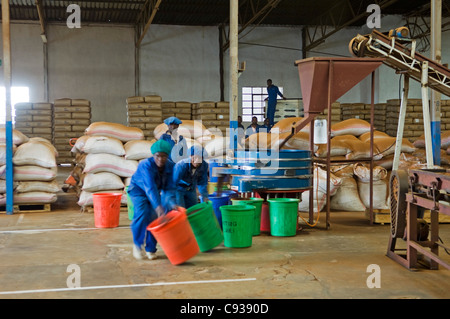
[219,204,255,248]
[125,186,134,221]
[267,198,300,237]
[231,197,264,236]
[186,202,224,252]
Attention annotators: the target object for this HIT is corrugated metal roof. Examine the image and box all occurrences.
[1,0,437,26]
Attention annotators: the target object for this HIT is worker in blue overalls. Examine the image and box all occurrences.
[128,139,178,260]
[159,116,188,162]
[265,79,286,126]
[173,145,209,209]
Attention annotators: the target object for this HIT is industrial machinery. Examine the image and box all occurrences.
[218,149,312,194]
[350,28,450,270]
[214,56,385,228]
[388,168,450,270]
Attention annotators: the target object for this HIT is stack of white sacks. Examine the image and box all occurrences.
[0,128,59,205]
[70,122,153,209]
[238,117,418,213]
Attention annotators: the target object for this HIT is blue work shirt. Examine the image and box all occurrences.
[127,157,176,212]
[173,157,209,200]
[159,133,188,163]
[245,124,262,138]
[267,84,283,103]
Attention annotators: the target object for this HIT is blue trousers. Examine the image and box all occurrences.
[129,194,158,253]
[176,190,198,209]
[267,101,277,126]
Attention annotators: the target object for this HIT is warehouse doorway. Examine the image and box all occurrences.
[0,86,30,124]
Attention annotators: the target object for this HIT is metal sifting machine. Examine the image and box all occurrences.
[214,56,385,227]
[350,28,450,270]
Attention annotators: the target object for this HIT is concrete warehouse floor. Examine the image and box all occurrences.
[0,166,449,300]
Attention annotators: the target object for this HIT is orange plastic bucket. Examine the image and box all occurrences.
[92,193,123,228]
[147,208,199,265]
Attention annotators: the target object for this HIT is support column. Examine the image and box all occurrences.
[431,0,442,165]
[421,61,434,168]
[229,0,239,150]
[2,0,14,214]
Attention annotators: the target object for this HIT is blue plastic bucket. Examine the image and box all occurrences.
[213,190,239,201]
[208,193,231,228]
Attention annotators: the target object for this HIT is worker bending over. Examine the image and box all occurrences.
[173,145,209,209]
[127,139,178,260]
[159,116,188,162]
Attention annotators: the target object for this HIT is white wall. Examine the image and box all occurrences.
[0,22,135,126]
[47,24,135,125]
[227,26,303,100]
[0,22,45,102]
[139,25,221,102]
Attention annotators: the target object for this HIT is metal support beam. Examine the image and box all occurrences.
[35,0,49,102]
[392,75,410,171]
[219,25,225,102]
[421,61,434,168]
[135,0,162,48]
[430,0,442,166]
[229,0,239,151]
[135,26,140,96]
[221,0,281,51]
[303,0,398,52]
[2,0,14,215]
[35,0,46,42]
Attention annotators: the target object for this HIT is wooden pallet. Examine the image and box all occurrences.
[367,209,450,224]
[0,203,51,214]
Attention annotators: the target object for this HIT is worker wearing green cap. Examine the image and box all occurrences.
[127,139,178,260]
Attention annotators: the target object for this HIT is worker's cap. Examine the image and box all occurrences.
[190,145,208,159]
[151,139,172,156]
[164,117,182,126]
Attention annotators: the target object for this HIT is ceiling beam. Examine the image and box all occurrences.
[135,0,162,47]
[303,0,399,52]
[221,0,282,51]
[35,0,46,42]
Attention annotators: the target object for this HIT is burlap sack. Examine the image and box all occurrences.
[85,122,144,142]
[331,119,371,137]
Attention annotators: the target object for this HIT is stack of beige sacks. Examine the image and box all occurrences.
[126,96,231,140]
[69,122,153,209]
[14,102,53,141]
[315,102,341,126]
[192,101,230,133]
[162,101,193,121]
[126,95,163,140]
[53,98,92,164]
[0,129,59,206]
[341,102,387,132]
[243,117,425,213]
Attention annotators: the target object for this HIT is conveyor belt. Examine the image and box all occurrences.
[349,30,450,98]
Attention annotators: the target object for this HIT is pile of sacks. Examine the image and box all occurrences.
[412,130,450,167]
[298,162,391,214]
[69,120,222,209]
[69,122,154,208]
[266,118,418,214]
[153,119,230,163]
[0,129,59,205]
